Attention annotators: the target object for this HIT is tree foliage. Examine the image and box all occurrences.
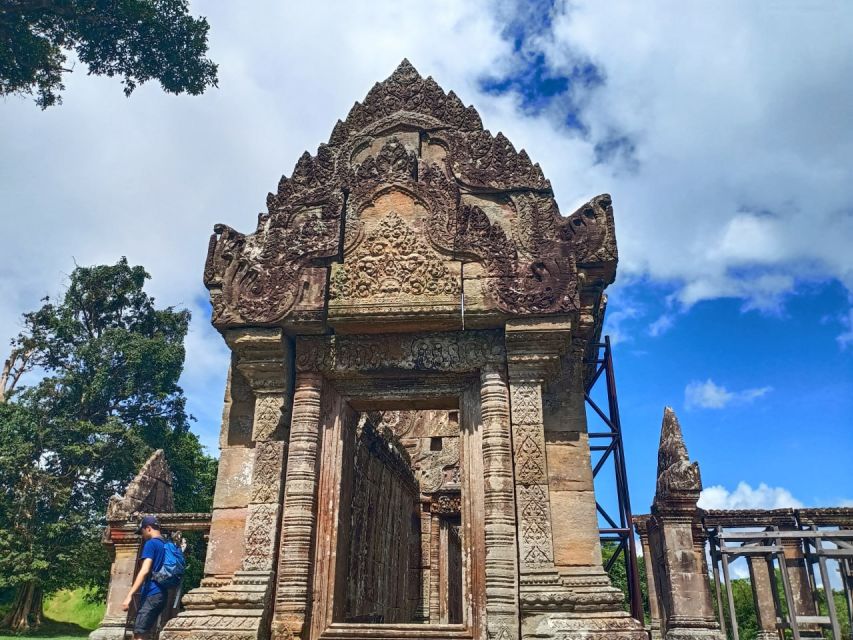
[0,0,218,108]
[602,541,649,619]
[0,258,216,630]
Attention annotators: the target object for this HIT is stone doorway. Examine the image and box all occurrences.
[331,409,465,627]
[303,344,505,640]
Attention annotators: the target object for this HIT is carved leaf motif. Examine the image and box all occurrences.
[519,485,553,565]
[242,503,279,572]
[253,395,284,441]
[250,440,284,504]
[330,212,460,301]
[514,424,546,485]
[412,437,460,494]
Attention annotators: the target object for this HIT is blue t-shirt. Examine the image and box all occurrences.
[140,537,166,598]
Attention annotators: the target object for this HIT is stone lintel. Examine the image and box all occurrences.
[225,328,291,393]
[701,508,797,529]
[505,317,572,381]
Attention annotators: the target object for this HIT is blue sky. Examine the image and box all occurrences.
[0,1,851,514]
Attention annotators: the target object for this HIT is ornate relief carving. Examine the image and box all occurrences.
[450,203,580,315]
[242,503,279,572]
[514,424,547,485]
[429,493,462,515]
[205,199,342,327]
[412,436,459,493]
[509,378,555,571]
[511,385,543,426]
[375,410,416,438]
[335,60,483,141]
[203,59,617,329]
[164,615,260,631]
[296,330,504,373]
[492,625,514,640]
[249,441,285,504]
[330,212,460,302]
[252,395,284,442]
[519,485,554,566]
[450,129,550,191]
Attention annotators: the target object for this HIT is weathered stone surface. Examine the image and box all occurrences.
[205,507,249,577]
[550,491,601,568]
[212,446,255,510]
[655,407,702,505]
[106,449,174,520]
[545,434,593,492]
[203,60,617,336]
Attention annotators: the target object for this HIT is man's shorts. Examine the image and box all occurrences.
[133,592,166,635]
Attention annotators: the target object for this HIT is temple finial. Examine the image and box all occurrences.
[654,407,702,502]
[387,58,421,83]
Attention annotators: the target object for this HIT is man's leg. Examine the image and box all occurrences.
[132,592,166,640]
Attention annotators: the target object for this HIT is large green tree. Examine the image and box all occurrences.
[0,0,218,108]
[0,258,216,631]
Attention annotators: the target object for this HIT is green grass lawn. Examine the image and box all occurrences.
[0,588,104,640]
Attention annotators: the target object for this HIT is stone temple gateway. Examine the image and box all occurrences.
[161,60,646,640]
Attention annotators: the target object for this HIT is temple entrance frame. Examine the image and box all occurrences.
[281,330,519,640]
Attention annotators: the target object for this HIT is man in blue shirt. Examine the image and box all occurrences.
[122,515,166,639]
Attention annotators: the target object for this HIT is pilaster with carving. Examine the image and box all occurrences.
[479,365,521,640]
[505,319,566,613]
[272,370,324,640]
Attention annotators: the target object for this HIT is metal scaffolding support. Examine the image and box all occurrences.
[584,335,644,622]
[707,527,853,640]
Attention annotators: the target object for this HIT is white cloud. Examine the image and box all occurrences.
[2,1,852,450]
[837,308,853,349]
[647,313,675,337]
[698,481,804,510]
[523,1,853,323]
[684,379,772,410]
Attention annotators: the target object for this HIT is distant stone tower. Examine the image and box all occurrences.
[646,409,724,640]
[162,60,643,640]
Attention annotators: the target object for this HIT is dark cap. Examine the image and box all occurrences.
[135,515,160,534]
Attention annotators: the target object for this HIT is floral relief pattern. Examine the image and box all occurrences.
[330,212,460,301]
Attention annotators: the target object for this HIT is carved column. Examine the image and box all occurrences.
[479,365,521,640]
[780,534,821,637]
[746,553,779,640]
[272,370,324,640]
[218,329,292,605]
[647,408,723,640]
[635,516,663,640]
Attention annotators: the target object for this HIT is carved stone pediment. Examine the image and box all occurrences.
[203,59,617,340]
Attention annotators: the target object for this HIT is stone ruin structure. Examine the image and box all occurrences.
[90,451,211,640]
[158,60,644,640]
[87,61,853,640]
[635,409,853,640]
